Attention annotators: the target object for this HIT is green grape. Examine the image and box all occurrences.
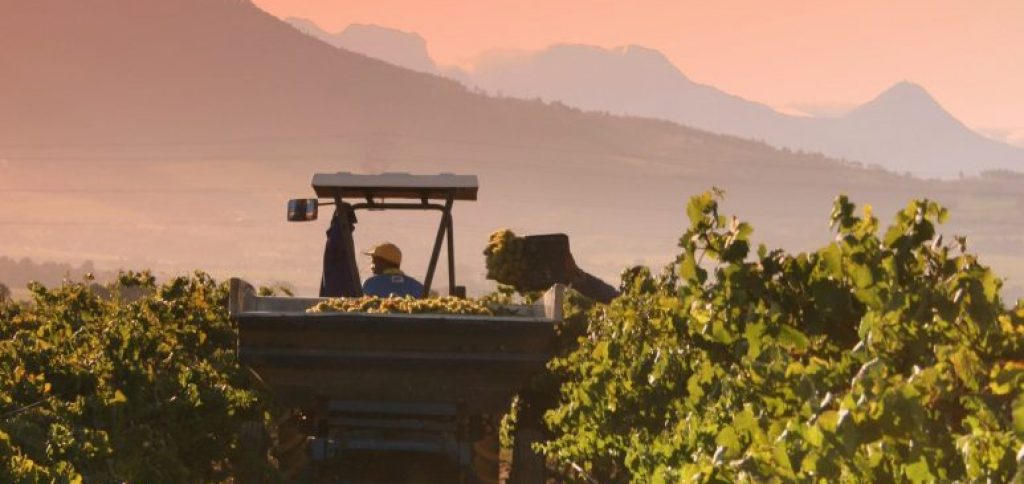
[307,295,494,316]
[484,229,529,287]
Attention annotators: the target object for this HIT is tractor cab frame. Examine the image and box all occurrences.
[289,172,478,297]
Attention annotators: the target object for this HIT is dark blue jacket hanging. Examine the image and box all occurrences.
[319,204,363,297]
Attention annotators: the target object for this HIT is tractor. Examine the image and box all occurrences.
[229,173,580,482]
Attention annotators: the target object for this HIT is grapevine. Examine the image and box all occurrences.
[542,190,1024,482]
[0,272,276,483]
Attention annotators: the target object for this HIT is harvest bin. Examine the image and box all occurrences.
[229,278,562,483]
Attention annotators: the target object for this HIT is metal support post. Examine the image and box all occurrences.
[422,195,455,296]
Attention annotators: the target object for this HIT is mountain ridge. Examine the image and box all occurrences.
[299,18,1022,178]
[0,0,859,174]
[467,44,1024,178]
[286,18,438,74]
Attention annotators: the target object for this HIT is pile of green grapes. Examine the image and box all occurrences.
[307,295,494,315]
[484,229,528,287]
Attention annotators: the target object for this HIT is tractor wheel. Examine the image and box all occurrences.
[234,420,270,484]
[508,426,545,484]
[272,409,313,481]
[239,420,269,454]
[470,431,500,484]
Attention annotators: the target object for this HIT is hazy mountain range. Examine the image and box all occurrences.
[287,18,1024,179]
[1,0,1021,300]
[286,18,439,75]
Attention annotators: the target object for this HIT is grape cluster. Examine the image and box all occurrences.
[483,229,528,287]
[307,295,494,315]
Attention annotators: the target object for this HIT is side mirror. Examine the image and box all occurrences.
[287,199,318,222]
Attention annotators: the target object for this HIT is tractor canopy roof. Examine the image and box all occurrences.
[312,172,478,201]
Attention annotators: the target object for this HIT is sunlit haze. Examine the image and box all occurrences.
[253,0,1024,137]
[2,0,1022,301]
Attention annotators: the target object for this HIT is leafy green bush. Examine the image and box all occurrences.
[544,191,1024,482]
[0,272,274,482]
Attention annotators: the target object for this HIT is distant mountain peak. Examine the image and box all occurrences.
[855,81,947,117]
[533,43,689,83]
[543,43,675,66]
[882,81,938,101]
[284,16,321,34]
[621,45,681,69]
[285,18,437,73]
[621,44,669,60]
[341,23,427,44]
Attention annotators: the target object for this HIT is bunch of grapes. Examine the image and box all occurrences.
[307,295,494,315]
[484,229,528,287]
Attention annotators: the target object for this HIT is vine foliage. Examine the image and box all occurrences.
[544,191,1024,482]
[0,272,274,482]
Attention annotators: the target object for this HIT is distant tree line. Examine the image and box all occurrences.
[0,256,111,296]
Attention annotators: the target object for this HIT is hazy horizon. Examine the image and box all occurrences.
[1,0,1022,303]
[255,0,1024,143]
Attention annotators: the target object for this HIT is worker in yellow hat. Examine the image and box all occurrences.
[362,242,425,298]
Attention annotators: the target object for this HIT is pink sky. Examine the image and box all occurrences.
[252,0,1022,136]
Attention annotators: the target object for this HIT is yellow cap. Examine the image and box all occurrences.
[364,242,402,266]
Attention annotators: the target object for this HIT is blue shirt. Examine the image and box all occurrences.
[362,269,425,298]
